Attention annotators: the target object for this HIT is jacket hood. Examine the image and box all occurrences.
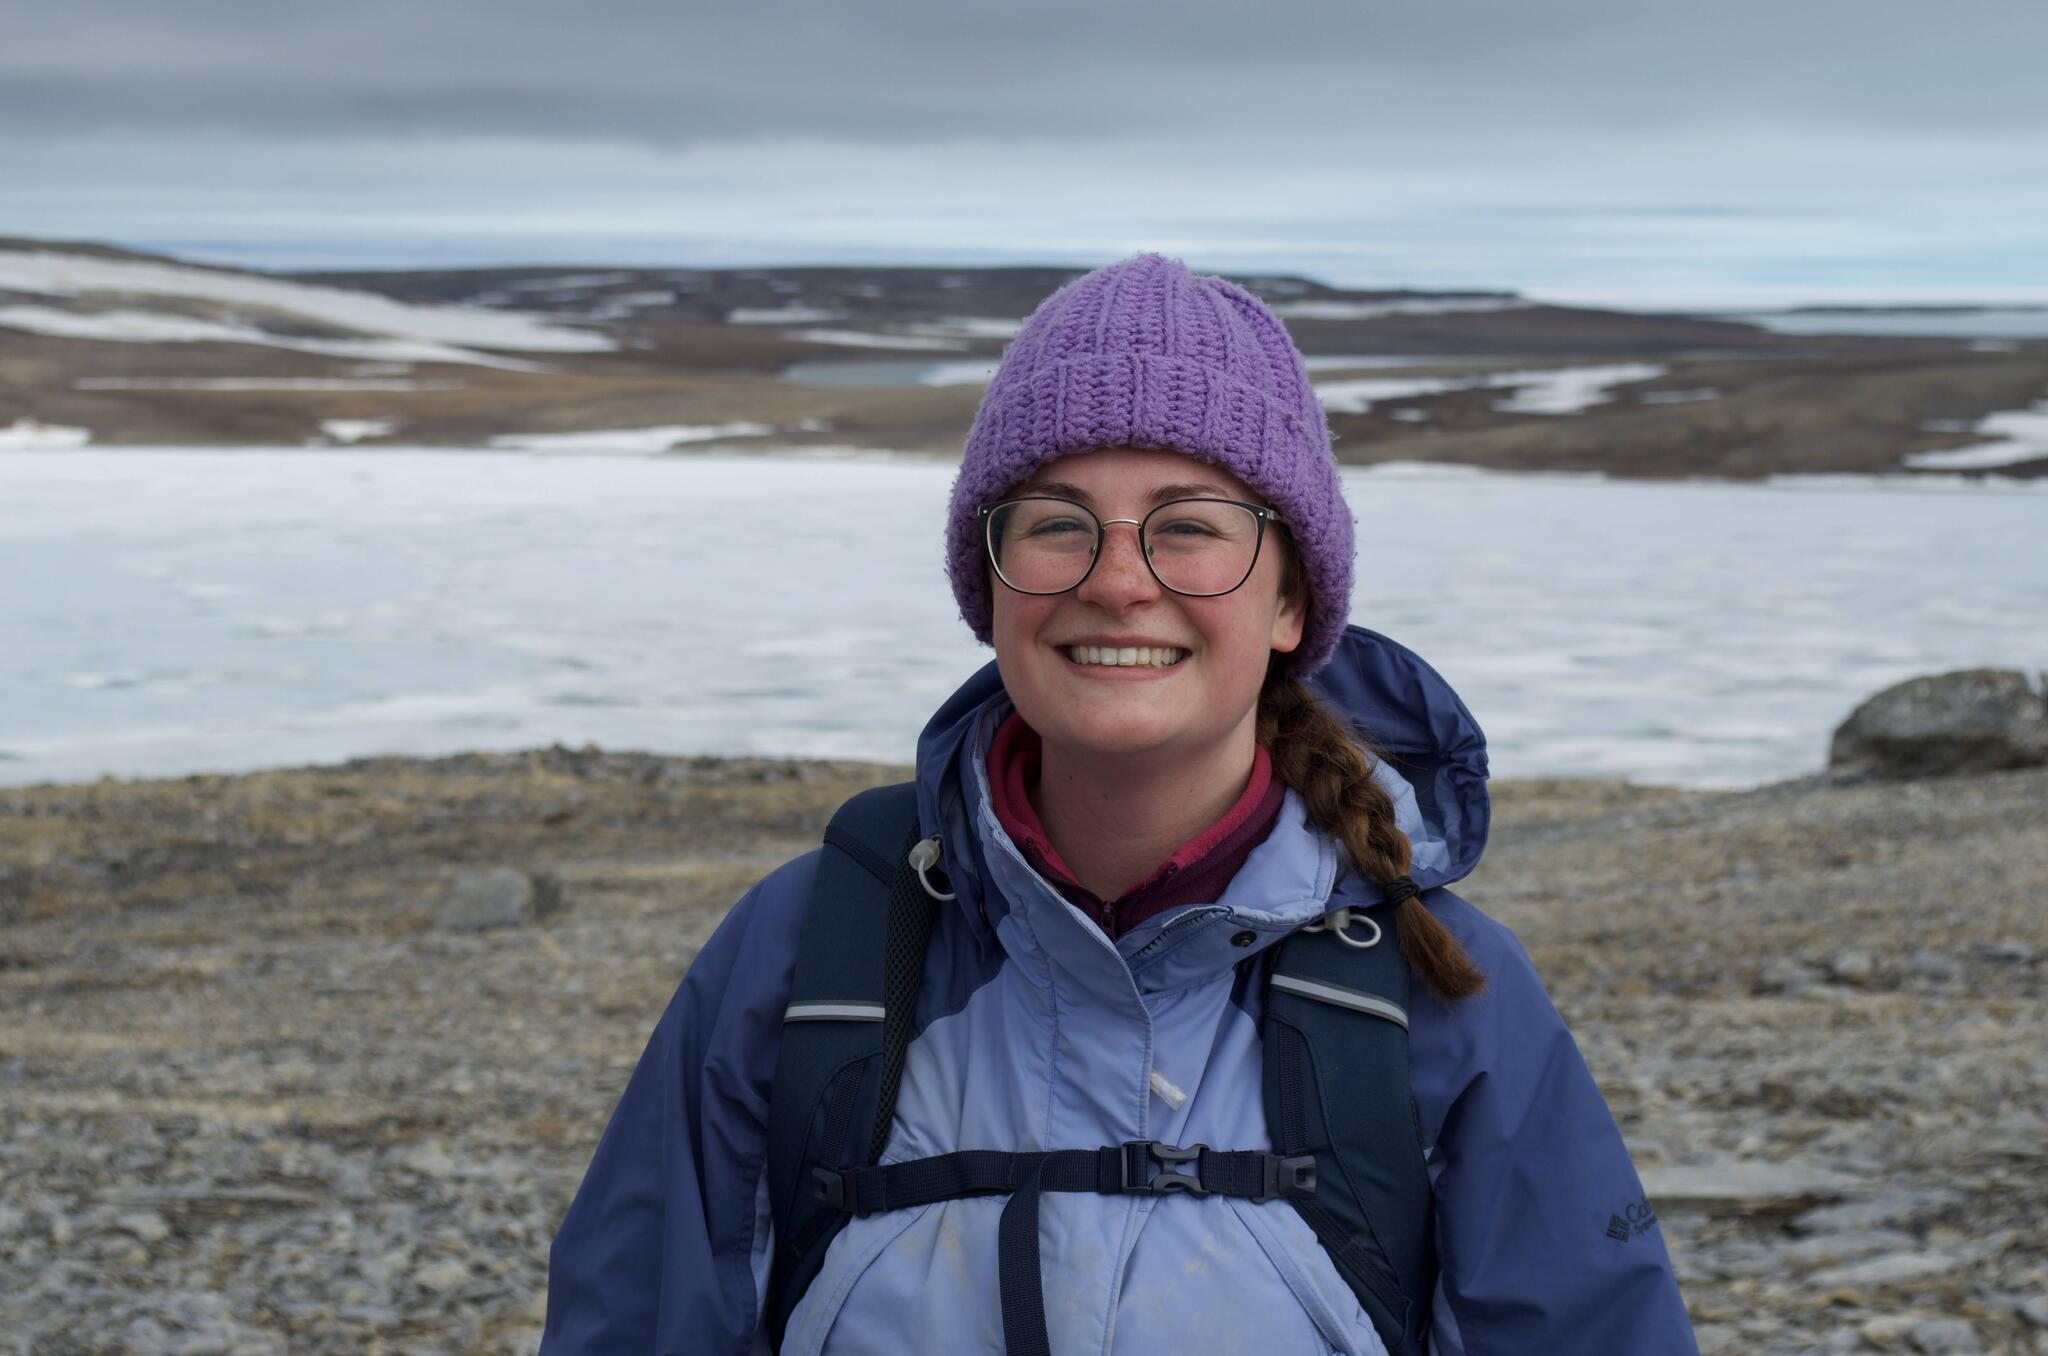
[913,624,1492,926]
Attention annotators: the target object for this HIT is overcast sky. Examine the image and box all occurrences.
[5,0,2045,306]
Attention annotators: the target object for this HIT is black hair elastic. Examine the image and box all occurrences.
[1382,875,1419,907]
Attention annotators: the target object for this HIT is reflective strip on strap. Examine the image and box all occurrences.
[783,1001,886,1023]
[1269,974,1409,1029]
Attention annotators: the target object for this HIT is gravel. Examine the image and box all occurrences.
[2,750,2043,1354]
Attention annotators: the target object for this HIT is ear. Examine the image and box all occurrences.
[1270,575,1307,655]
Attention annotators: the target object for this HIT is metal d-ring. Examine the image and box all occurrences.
[1304,905,1382,949]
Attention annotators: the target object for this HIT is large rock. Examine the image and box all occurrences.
[1638,1160,1859,1216]
[435,866,563,932]
[1828,668,2048,781]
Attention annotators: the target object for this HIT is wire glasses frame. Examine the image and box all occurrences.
[977,495,1290,599]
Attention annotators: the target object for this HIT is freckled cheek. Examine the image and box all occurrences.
[990,594,1035,652]
[990,596,1064,687]
[1188,607,1279,694]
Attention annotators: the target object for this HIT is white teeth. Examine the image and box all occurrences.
[1065,645,1185,668]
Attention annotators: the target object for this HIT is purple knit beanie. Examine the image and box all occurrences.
[944,252,1356,678]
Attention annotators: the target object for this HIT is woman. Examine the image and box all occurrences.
[538,253,1699,1354]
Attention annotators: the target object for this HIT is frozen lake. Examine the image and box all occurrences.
[2,449,2043,790]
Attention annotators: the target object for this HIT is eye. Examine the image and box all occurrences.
[1023,515,1091,537]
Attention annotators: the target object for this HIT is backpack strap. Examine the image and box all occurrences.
[769,790,1437,1354]
[764,781,932,1345]
[1261,899,1439,1356]
[773,784,1322,1354]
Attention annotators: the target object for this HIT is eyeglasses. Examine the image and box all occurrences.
[978,495,1289,598]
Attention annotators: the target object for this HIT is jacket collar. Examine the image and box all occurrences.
[913,625,1492,977]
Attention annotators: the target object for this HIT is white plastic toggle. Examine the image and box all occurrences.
[1303,905,1382,950]
[908,835,956,901]
[1147,1069,1189,1110]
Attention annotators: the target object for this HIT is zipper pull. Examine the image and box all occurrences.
[1148,1068,1189,1109]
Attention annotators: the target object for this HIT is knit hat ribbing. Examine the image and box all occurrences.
[944,252,1356,677]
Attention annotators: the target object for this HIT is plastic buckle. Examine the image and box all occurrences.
[1258,1153,1319,1203]
[1120,1140,1210,1197]
[811,1165,852,1212]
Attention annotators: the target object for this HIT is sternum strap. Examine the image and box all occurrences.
[810,1142,1317,1356]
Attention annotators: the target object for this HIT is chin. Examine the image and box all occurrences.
[1041,710,1184,757]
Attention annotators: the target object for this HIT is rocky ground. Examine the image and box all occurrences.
[1,748,2043,1354]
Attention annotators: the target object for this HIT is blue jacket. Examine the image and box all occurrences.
[539,627,1699,1355]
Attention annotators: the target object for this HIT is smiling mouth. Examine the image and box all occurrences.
[1062,645,1186,668]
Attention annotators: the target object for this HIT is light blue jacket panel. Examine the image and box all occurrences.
[540,627,1699,1355]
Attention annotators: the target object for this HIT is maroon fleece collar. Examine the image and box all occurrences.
[985,710,1287,939]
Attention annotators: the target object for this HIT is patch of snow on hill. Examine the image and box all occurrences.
[1300,354,1474,371]
[1315,362,1665,416]
[1313,373,1474,413]
[788,329,967,351]
[1494,363,1665,414]
[728,306,848,324]
[318,420,396,445]
[0,418,90,448]
[0,249,615,354]
[1904,398,2048,471]
[74,377,462,392]
[0,304,540,369]
[901,318,1023,340]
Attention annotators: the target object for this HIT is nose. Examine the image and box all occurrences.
[1074,517,1161,609]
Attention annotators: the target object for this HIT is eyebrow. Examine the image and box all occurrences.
[1019,480,1238,507]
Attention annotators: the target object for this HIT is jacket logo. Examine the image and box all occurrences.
[1607,1198,1659,1242]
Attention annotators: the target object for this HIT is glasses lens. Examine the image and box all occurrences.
[1143,500,1262,595]
[987,498,1099,593]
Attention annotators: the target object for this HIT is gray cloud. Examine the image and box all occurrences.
[3,1,2043,302]
[7,0,2044,144]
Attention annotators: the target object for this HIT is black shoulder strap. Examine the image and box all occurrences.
[1261,901,1438,1356]
[769,792,1437,1353]
[764,781,931,1345]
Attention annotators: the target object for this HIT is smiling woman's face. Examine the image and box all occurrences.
[988,446,1306,767]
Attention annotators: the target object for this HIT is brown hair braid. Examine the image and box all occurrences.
[1259,545,1486,1002]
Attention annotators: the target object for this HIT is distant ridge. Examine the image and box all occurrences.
[3,234,2039,480]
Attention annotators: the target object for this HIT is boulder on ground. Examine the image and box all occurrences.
[435,866,563,932]
[1828,668,2048,781]
[1638,1160,1859,1216]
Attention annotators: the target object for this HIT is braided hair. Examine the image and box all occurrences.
[1259,543,1486,1002]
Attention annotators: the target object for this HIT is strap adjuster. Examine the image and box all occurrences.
[1120,1140,1209,1196]
[1258,1153,1319,1204]
[811,1165,855,1213]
